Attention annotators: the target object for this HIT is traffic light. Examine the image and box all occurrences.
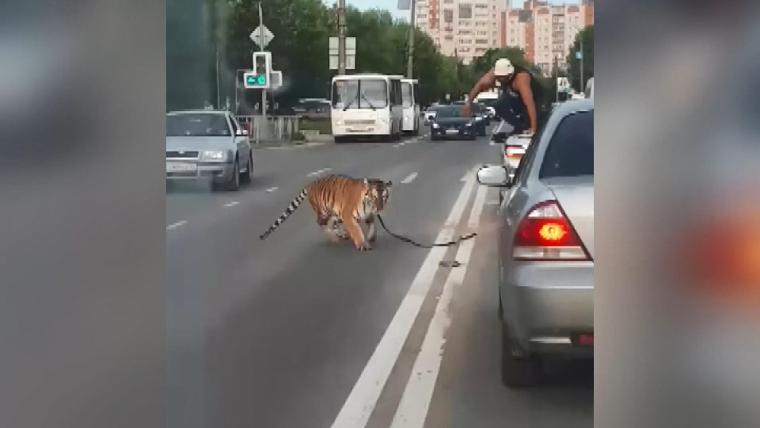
[244,52,271,89]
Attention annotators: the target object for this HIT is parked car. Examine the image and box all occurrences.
[429,105,479,141]
[423,104,440,125]
[166,110,253,191]
[292,99,331,120]
[476,99,594,387]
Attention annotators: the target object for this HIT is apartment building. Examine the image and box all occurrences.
[417,0,592,73]
[416,0,506,65]
[500,0,593,75]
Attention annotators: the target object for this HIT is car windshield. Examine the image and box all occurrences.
[436,106,464,118]
[332,79,389,109]
[166,114,231,137]
[540,110,594,178]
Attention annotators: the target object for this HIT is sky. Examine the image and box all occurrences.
[320,0,579,21]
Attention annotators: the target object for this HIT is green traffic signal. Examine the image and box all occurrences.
[257,76,267,85]
[246,75,256,85]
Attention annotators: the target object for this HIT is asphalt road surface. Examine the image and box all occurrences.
[167,131,592,428]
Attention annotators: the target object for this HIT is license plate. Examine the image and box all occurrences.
[166,162,197,173]
[446,129,459,135]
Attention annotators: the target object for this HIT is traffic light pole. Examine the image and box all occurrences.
[258,2,267,144]
[406,0,416,78]
[338,0,346,75]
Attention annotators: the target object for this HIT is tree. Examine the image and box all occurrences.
[566,25,593,92]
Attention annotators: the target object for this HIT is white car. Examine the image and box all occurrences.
[166,110,253,191]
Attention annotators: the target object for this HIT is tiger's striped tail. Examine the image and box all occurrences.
[259,188,308,240]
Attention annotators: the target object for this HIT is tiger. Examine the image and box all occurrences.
[259,174,392,251]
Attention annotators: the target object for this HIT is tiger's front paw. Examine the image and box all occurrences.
[356,242,373,252]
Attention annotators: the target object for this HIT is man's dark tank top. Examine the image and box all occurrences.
[495,65,544,130]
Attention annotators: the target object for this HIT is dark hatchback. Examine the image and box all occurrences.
[429,105,479,141]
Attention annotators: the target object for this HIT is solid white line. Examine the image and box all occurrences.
[266,186,279,193]
[224,201,240,208]
[389,185,486,428]
[166,220,187,231]
[330,166,479,428]
[307,167,332,177]
[460,166,477,182]
[401,172,418,184]
[467,185,487,229]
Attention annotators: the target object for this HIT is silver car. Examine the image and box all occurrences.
[477,99,594,387]
[166,110,253,191]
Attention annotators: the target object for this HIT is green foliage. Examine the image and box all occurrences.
[168,0,552,111]
[566,25,594,92]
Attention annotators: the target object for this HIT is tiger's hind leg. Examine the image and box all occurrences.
[319,214,342,242]
[332,217,350,240]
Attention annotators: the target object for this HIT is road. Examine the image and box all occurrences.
[167,132,592,428]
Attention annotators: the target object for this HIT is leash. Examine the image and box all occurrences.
[376,214,477,249]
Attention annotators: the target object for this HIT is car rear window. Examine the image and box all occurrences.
[539,110,593,178]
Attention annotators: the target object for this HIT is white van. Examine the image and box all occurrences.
[401,78,420,134]
[331,74,404,142]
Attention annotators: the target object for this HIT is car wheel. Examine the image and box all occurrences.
[240,153,253,185]
[226,157,241,191]
[501,324,541,387]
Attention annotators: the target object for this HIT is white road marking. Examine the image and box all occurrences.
[460,165,478,182]
[393,142,406,148]
[486,199,500,206]
[265,186,279,193]
[224,201,240,208]
[401,172,418,184]
[467,184,488,229]
[307,167,332,177]
[389,185,486,428]
[330,165,478,428]
[166,220,187,231]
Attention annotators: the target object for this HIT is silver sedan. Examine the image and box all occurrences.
[166,110,253,191]
[477,99,594,387]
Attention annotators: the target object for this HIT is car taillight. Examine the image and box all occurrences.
[505,145,525,160]
[513,201,589,261]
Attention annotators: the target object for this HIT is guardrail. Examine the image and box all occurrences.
[236,115,301,144]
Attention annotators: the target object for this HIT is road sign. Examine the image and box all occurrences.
[398,0,411,10]
[557,77,571,92]
[576,51,583,60]
[250,25,274,49]
[270,70,283,90]
[329,37,356,71]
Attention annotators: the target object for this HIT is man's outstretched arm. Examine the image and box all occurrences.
[464,70,495,115]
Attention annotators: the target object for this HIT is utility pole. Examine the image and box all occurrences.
[579,33,585,93]
[338,0,347,75]
[215,45,221,109]
[258,2,267,140]
[406,0,416,78]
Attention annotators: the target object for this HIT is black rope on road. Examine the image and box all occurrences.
[375,214,477,249]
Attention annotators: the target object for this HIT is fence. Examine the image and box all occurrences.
[235,115,301,144]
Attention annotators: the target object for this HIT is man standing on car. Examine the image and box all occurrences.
[464,58,543,136]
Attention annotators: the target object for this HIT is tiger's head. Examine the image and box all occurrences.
[363,179,392,212]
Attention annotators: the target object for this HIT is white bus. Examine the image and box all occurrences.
[401,78,420,134]
[331,74,404,142]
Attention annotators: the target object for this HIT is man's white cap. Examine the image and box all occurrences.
[494,58,515,77]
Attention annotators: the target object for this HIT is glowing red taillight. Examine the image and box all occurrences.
[513,201,589,260]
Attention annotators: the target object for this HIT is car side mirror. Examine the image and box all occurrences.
[476,165,511,187]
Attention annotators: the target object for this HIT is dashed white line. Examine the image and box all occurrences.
[224,201,240,208]
[401,172,418,184]
[390,184,486,428]
[393,142,406,148]
[307,167,332,177]
[330,166,478,428]
[166,220,187,231]
[265,186,279,193]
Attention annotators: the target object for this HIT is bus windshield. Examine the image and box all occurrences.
[333,79,389,109]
